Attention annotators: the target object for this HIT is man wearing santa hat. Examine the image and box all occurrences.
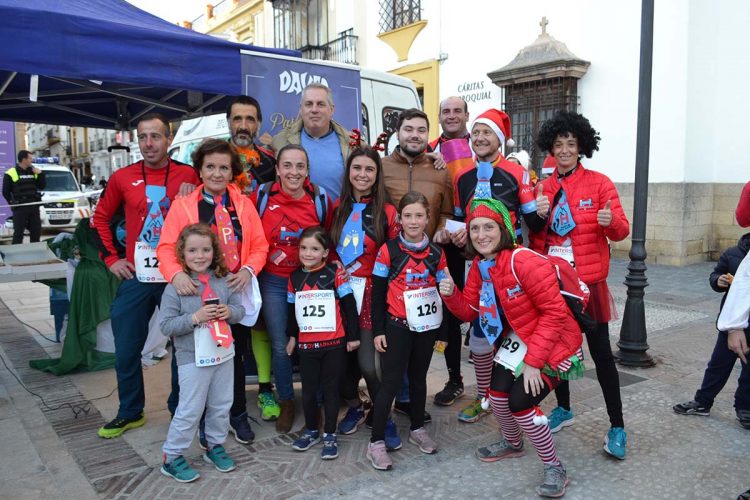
[448,108,548,424]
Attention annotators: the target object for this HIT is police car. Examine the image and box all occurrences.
[33,158,91,229]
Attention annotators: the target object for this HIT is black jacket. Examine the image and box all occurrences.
[710,232,750,333]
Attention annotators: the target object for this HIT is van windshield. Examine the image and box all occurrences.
[44,171,79,192]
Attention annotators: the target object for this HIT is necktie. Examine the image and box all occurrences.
[477,259,503,345]
[197,274,233,348]
[337,202,366,267]
[475,162,494,200]
[213,194,241,272]
[551,189,576,236]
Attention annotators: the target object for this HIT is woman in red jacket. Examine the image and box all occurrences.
[530,111,630,459]
[440,198,582,498]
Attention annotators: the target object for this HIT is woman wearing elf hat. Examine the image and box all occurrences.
[439,197,583,498]
[530,110,631,460]
[450,108,547,424]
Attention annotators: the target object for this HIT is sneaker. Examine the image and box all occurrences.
[338,406,365,435]
[258,391,281,421]
[161,455,199,483]
[457,399,490,423]
[536,462,568,498]
[673,400,710,416]
[321,433,339,460]
[203,444,236,472]
[229,412,255,444]
[736,409,750,429]
[475,439,525,462]
[384,418,402,451]
[366,440,393,470]
[97,413,146,439]
[548,406,575,433]
[276,399,295,434]
[198,417,208,450]
[393,401,432,423]
[291,429,320,451]
[408,427,438,454]
[739,488,750,500]
[433,380,465,406]
[604,427,627,460]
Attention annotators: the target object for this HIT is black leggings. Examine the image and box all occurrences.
[442,244,465,383]
[231,323,251,417]
[299,347,347,435]
[554,322,624,428]
[340,328,381,405]
[491,364,554,412]
[371,321,436,442]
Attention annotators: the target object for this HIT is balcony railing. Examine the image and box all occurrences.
[299,29,358,65]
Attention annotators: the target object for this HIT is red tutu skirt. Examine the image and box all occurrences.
[584,280,618,324]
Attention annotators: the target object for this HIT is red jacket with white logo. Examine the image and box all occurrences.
[528,165,629,285]
[443,248,582,370]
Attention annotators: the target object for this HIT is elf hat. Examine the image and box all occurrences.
[542,154,556,176]
[466,198,516,244]
[472,109,515,149]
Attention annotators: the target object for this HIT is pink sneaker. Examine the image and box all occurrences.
[367,440,393,470]
[408,427,438,454]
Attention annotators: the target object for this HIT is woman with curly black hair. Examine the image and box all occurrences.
[529,110,631,460]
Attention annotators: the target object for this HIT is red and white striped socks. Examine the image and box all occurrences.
[472,351,495,400]
[514,408,560,465]
[488,390,522,446]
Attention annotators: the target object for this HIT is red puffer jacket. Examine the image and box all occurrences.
[443,248,582,370]
[528,165,629,285]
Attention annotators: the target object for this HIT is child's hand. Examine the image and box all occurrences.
[434,340,447,354]
[215,304,231,320]
[347,340,360,352]
[717,273,733,288]
[374,335,387,353]
[195,304,219,323]
[286,337,296,356]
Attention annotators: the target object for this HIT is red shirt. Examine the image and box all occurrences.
[251,180,333,278]
[91,159,199,267]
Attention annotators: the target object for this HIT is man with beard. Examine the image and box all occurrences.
[227,95,277,193]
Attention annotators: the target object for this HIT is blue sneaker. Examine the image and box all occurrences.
[203,444,236,472]
[338,406,365,435]
[604,427,627,460]
[161,455,199,483]
[548,407,575,433]
[384,418,402,451]
[229,412,255,444]
[321,433,339,460]
[291,429,320,451]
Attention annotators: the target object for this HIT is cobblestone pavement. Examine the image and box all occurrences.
[0,259,747,499]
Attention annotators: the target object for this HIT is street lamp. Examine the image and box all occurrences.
[614,0,656,367]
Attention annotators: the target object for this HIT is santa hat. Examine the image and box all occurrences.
[466,198,516,244]
[471,109,515,149]
[542,154,556,176]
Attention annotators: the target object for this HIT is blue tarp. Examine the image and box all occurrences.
[0,0,298,128]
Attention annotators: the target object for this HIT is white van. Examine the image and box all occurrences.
[34,161,91,229]
[169,68,420,163]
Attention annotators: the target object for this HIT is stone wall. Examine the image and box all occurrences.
[610,182,747,266]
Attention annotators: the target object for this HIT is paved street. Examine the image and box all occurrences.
[0,258,746,499]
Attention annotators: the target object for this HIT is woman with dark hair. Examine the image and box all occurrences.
[530,110,631,459]
[157,138,269,448]
[251,143,333,433]
[331,147,400,442]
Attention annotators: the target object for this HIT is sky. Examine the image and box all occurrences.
[126,0,208,24]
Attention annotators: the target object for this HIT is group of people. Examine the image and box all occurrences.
[90,84,633,497]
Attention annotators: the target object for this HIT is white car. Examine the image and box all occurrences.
[36,164,91,229]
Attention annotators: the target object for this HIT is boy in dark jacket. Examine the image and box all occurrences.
[673,233,750,429]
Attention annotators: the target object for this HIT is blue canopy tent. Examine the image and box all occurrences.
[0,0,298,129]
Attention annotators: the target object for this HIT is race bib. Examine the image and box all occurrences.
[548,245,575,267]
[493,331,528,374]
[134,241,166,283]
[403,287,443,333]
[295,290,336,332]
[349,276,367,314]
[194,324,235,367]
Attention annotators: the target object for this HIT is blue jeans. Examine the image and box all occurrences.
[259,271,295,401]
[111,278,168,420]
[695,330,750,410]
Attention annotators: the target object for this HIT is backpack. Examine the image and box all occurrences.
[255,181,328,223]
[385,239,442,283]
[510,247,597,335]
